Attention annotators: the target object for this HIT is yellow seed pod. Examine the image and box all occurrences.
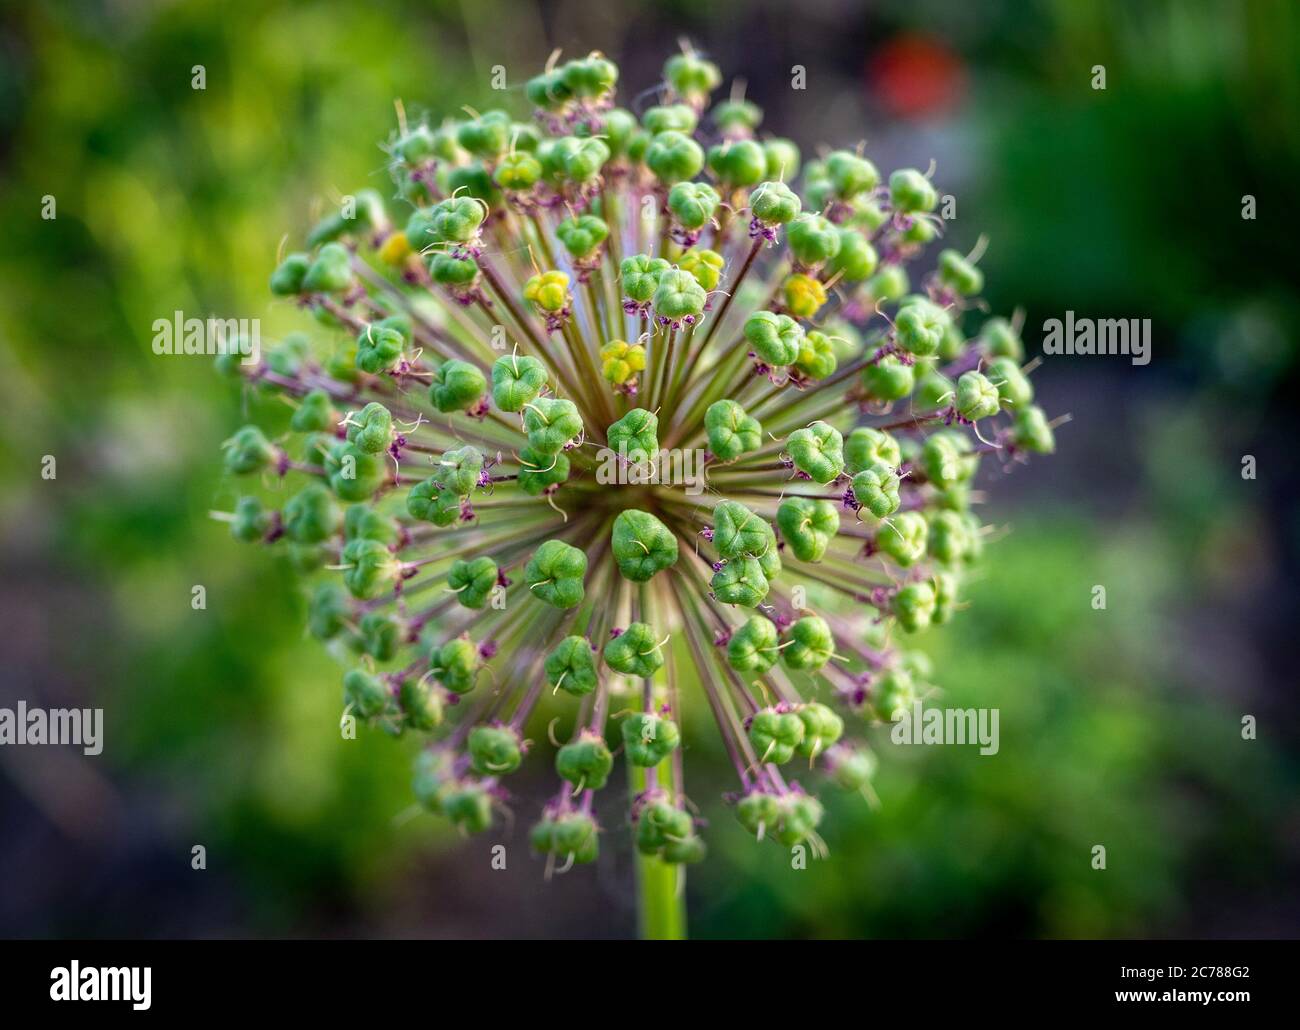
[600,339,646,383]
[524,270,571,313]
[679,248,724,292]
[378,231,413,266]
[782,273,827,319]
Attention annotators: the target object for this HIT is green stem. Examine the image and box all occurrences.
[629,760,687,940]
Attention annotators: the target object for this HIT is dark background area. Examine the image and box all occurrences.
[0,0,1297,938]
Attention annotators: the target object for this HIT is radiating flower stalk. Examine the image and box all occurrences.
[213,44,1059,938]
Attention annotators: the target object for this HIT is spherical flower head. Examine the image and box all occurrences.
[524,270,572,314]
[544,636,598,697]
[749,180,801,226]
[896,296,951,358]
[653,267,707,323]
[622,711,680,766]
[525,540,587,608]
[743,310,803,366]
[889,168,939,214]
[491,353,549,412]
[1012,405,1056,454]
[430,195,487,244]
[612,509,678,582]
[429,359,487,414]
[955,370,1002,421]
[749,707,805,764]
[777,498,839,562]
[678,248,724,291]
[726,615,780,674]
[787,420,845,484]
[712,556,770,607]
[668,181,720,232]
[600,339,646,384]
[782,273,828,319]
[851,462,902,520]
[707,138,766,188]
[604,622,665,678]
[704,399,762,461]
[787,213,842,268]
[862,353,916,402]
[782,616,835,671]
[663,51,722,105]
[556,730,615,790]
[556,214,609,259]
[448,556,498,609]
[824,149,880,199]
[523,397,583,453]
[794,330,837,380]
[643,103,699,136]
[878,511,929,568]
[646,130,705,184]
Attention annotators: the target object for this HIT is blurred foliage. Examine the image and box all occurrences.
[0,0,1295,937]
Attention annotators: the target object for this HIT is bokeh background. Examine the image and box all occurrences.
[1,0,1297,938]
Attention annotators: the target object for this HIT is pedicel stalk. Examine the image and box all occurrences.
[212,42,1060,939]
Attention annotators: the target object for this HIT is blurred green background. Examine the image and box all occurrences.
[0,0,1297,938]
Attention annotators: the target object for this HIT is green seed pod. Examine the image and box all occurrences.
[774,793,824,846]
[552,136,610,183]
[827,746,878,791]
[544,636,598,697]
[782,616,835,671]
[743,310,803,366]
[889,168,938,214]
[356,325,406,375]
[712,500,771,559]
[663,51,721,104]
[556,214,609,259]
[913,367,955,411]
[561,52,619,98]
[749,180,801,226]
[861,353,915,402]
[404,207,439,251]
[723,616,776,676]
[777,498,839,562]
[430,195,487,244]
[786,420,845,484]
[636,798,691,852]
[955,370,1001,421]
[468,724,522,776]
[456,109,512,159]
[524,540,587,608]
[707,138,766,188]
[523,397,583,454]
[796,702,844,758]
[937,248,984,296]
[612,509,679,582]
[844,427,901,474]
[343,668,391,720]
[604,622,665,678]
[222,425,276,475]
[705,400,762,461]
[642,103,698,136]
[921,430,978,487]
[607,407,659,460]
[429,359,487,413]
[749,707,806,764]
[589,108,637,158]
[307,189,388,246]
[787,213,841,268]
[308,582,351,640]
[794,330,837,380]
[325,441,387,501]
[653,267,707,321]
[301,242,354,293]
[980,317,1024,361]
[552,812,600,862]
[435,445,483,497]
[668,181,720,231]
[556,730,614,790]
[341,538,397,599]
[939,323,967,363]
[290,389,336,433]
[526,70,571,112]
[429,636,481,695]
[448,556,498,609]
[762,138,801,181]
[927,509,971,565]
[491,353,548,412]
[283,483,342,543]
[406,477,461,526]
[782,273,827,319]
[622,712,681,767]
[270,252,311,296]
[344,402,393,454]
[621,254,671,303]
[986,356,1033,408]
[877,510,928,567]
[429,253,480,288]
[825,150,879,199]
[712,98,762,135]
[493,150,543,191]
[646,131,704,184]
[412,750,453,811]
[712,556,769,607]
[442,781,493,833]
[865,263,910,302]
[825,229,879,283]
[678,248,724,291]
[661,834,708,865]
[736,791,780,838]
[518,445,570,495]
[851,462,902,519]
[895,296,951,357]
[399,677,443,732]
[1011,405,1056,454]
[230,496,269,543]
[892,580,937,632]
[931,570,960,625]
[357,610,403,662]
